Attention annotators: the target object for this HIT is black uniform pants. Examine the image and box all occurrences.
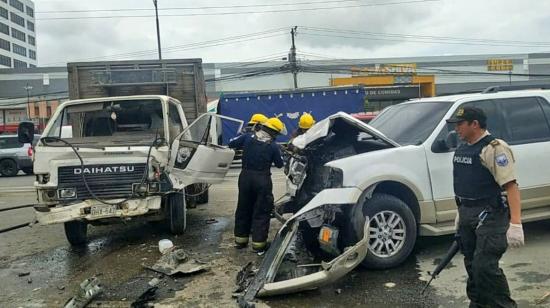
[234,169,274,246]
[458,205,516,308]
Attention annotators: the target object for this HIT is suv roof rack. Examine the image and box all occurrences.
[482,84,550,94]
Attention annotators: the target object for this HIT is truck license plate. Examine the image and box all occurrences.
[90,205,117,217]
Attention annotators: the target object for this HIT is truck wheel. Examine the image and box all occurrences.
[64,221,88,245]
[355,193,417,269]
[167,193,186,235]
[0,159,18,177]
[196,185,209,204]
[22,168,33,175]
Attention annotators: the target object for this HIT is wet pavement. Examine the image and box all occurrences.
[1,172,550,307]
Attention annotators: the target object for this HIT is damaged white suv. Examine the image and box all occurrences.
[18,95,242,245]
[239,88,550,300]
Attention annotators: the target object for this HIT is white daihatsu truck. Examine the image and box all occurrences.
[18,95,242,245]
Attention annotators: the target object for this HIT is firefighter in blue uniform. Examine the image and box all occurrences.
[229,117,286,254]
[447,106,524,308]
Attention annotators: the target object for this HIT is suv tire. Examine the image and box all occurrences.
[356,193,417,269]
[167,193,186,235]
[0,159,18,177]
[64,221,88,245]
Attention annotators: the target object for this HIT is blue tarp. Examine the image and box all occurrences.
[218,86,365,143]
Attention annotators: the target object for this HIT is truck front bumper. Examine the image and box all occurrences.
[35,196,162,225]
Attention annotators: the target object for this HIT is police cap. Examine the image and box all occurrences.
[446,106,487,126]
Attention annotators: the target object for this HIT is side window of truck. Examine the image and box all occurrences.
[432,100,504,153]
[168,103,184,142]
[494,96,550,145]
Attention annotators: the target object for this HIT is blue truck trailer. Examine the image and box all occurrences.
[217,86,366,143]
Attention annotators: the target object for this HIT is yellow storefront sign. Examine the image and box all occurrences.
[487,59,513,71]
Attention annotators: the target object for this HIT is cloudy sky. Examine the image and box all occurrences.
[33,0,550,66]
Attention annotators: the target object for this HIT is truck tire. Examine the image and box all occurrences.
[196,185,209,204]
[22,168,33,175]
[167,193,186,235]
[0,159,18,177]
[355,193,417,269]
[64,221,88,245]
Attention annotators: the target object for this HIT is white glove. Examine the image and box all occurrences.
[506,223,524,248]
[454,212,460,231]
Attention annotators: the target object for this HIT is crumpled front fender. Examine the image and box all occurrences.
[258,219,369,296]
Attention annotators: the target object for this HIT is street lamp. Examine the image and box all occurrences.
[153,0,162,60]
[23,83,32,121]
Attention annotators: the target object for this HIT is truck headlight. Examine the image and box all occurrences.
[58,188,77,199]
[289,158,307,186]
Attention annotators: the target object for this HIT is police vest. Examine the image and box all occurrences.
[453,135,502,200]
[242,137,274,172]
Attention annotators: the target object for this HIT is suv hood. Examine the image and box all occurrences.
[291,112,400,149]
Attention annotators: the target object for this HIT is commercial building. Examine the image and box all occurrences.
[0,0,36,69]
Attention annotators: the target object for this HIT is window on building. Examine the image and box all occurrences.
[29,49,35,59]
[47,106,52,117]
[34,106,39,117]
[12,43,26,56]
[28,35,35,46]
[10,12,25,27]
[27,20,34,32]
[0,21,8,35]
[9,0,24,12]
[13,59,26,68]
[25,6,33,17]
[11,27,25,42]
[0,54,10,67]
[0,7,8,20]
[0,37,10,51]
[496,97,550,144]
[1,0,7,3]
[29,63,35,68]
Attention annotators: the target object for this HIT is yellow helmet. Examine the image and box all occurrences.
[248,113,268,125]
[299,113,315,129]
[264,117,287,135]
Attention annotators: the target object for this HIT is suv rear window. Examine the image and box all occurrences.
[0,137,23,149]
[497,97,550,144]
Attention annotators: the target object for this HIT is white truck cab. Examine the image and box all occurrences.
[18,95,242,245]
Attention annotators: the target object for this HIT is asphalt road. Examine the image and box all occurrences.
[0,172,549,307]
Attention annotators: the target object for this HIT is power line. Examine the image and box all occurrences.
[36,0,436,14]
[35,0,441,20]
[42,28,288,66]
[300,26,550,46]
[299,32,550,48]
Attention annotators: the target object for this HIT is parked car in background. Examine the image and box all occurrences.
[0,134,40,176]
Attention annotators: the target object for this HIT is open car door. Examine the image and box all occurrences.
[168,113,243,189]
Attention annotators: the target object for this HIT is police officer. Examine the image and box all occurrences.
[447,106,524,308]
[229,117,286,254]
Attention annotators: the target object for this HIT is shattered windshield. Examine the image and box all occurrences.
[368,102,453,145]
[46,99,165,145]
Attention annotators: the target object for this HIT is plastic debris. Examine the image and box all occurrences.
[144,248,208,276]
[63,277,103,308]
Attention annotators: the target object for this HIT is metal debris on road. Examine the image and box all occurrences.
[205,218,218,224]
[17,271,30,277]
[63,277,103,308]
[536,291,550,305]
[131,278,160,308]
[144,248,209,276]
[235,262,255,294]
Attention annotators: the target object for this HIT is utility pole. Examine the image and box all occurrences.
[24,83,32,121]
[289,26,298,89]
[153,0,162,60]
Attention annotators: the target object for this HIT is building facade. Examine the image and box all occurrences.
[0,0,36,69]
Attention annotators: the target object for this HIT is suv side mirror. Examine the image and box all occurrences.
[445,131,458,150]
[18,122,35,144]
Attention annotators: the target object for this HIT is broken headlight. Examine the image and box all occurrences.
[288,157,307,186]
[58,187,77,200]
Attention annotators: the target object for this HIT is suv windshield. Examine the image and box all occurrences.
[46,99,165,145]
[369,102,453,145]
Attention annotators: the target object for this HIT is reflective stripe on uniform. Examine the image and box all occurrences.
[235,236,249,244]
[251,241,266,249]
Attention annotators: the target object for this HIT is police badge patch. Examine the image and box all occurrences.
[495,153,509,167]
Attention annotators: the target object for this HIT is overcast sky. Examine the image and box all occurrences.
[33,0,550,66]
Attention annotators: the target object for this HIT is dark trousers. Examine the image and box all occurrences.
[458,205,516,308]
[234,169,274,245]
